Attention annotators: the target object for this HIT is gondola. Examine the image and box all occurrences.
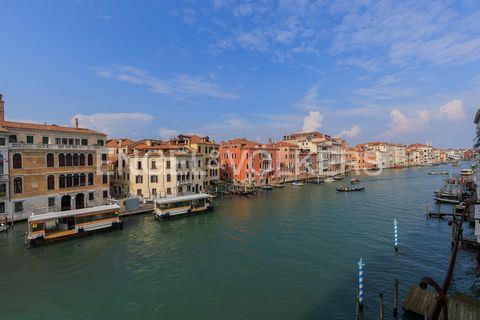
[336,186,365,192]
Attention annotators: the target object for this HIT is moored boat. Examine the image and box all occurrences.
[26,203,122,247]
[324,177,335,183]
[154,193,213,219]
[350,178,360,183]
[261,185,274,190]
[333,175,344,180]
[460,168,474,176]
[336,186,366,192]
[292,182,304,186]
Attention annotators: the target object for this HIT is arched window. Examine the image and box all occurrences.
[79,154,85,166]
[88,173,94,186]
[73,153,79,166]
[80,173,86,186]
[73,174,80,187]
[101,154,107,165]
[87,154,93,166]
[47,175,55,190]
[102,173,108,184]
[13,153,22,169]
[59,174,66,188]
[13,177,23,194]
[59,153,65,167]
[66,174,73,188]
[46,153,55,167]
[66,153,73,166]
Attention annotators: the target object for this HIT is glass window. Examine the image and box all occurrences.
[59,175,66,188]
[26,136,34,144]
[166,161,171,169]
[62,138,68,145]
[103,190,108,199]
[13,153,22,169]
[14,202,23,213]
[97,140,105,146]
[81,139,88,146]
[167,174,171,182]
[151,175,158,183]
[13,177,22,194]
[42,136,49,144]
[88,173,94,186]
[47,175,55,190]
[48,197,55,207]
[66,153,73,166]
[89,192,94,201]
[73,154,79,166]
[87,154,93,166]
[79,154,85,166]
[46,153,54,167]
[9,135,17,143]
[59,153,65,167]
[0,202,4,213]
[102,173,108,184]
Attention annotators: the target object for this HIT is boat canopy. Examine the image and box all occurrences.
[29,204,120,223]
[155,194,212,205]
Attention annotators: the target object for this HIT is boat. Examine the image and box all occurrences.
[274,184,286,188]
[0,213,7,233]
[324,178,335,183]
[460,169,474,176]
[154,193,213,219]
[26,203,122,247]
[261,185,274,190]
[350,178,360,183]
[333,175,345,180]
[292,182,304,186]
[434,196,460,204]
[336,186,366,192]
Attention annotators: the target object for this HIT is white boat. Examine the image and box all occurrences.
[154,194,213,219]
[26,203,122,247]
[324,178,335,183]
[460,169,474,176]
[292,182,304,186]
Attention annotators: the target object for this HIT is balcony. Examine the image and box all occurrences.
[176,180,192,186]
[10,143,105,151]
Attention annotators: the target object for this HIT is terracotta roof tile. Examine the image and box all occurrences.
[0,121,105,135]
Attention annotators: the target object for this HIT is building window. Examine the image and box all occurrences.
[79,154,85,166]
[59,174,66,188]
[151,161,157,169]
[26,136,34,144]
[9,135,17,143]
[14,201,23,213]
[0,202,4,213]
[101,154,107,165]
[151,175,158,183]
[137,189,142,196]
[80,173,86,186]
[47,175,55,190]
[66,153,73,166]
[13,177,22,194]
[135,175,143,184]
[81,139,88,146]
[166,161,171,169]
[152,188,157,196]
[88,154,94,166]
[88,173,94,186]
[0,138,5,146]
[42,136,49,144]
[137,161,142,170]
[89,192,94,201]
[73,174,80,187]
[12,153,22,169]
[102,173,108,184]
[0,183,5,196]
[66,174,73,188]
[73,153,79,166]
[167,174,171,182]
[97,140,105,146]
[46,153,55,167]
[167,188,172,195]
[59,153,65,167]
[48,197,55,208]
[103,191,108,199]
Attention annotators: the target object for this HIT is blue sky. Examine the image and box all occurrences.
[1,0,480,147]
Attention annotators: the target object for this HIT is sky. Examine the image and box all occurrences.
[1,0,480,148]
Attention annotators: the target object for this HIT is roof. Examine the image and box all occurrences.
[154,193,212,204]
[0,127,9,133]
[0,120,105,136]
[106,138,136,148]
[29,204,120,222]
[275,141,298,148]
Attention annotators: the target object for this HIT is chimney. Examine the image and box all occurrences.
[75,118,79,128]
[0,94,4,122]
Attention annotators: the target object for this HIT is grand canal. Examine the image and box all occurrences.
[1,165,479,320]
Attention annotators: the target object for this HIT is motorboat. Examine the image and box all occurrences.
[324,178,335,183]
[336,186,365,192]
[333,175,345,180]
[460,169,474,176]
[292,182,304,186]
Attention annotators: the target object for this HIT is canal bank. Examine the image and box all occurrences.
[1,166,479,320]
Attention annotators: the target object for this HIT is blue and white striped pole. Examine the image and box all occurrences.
[394,219,398,251]
[358,258,365,310]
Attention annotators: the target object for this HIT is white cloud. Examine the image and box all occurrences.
[296,85,322,110]
[72,112,154,137]
[302,111,323,132]
[92,65,238,100]
[158,128,179,140]
[438,99,466,122]
[338,125,362,139]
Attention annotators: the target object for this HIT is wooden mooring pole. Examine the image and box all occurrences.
[393,278,399,317]
[355,289,360,320]
[379,293,384,320]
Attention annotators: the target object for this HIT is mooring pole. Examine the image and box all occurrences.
[379,293,384,320]
[358,258,365,310]
[356,289,360,320]
[393,278,399,317]
[394,219,398,251]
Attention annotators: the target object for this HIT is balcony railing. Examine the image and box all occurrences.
[10,143,105,151]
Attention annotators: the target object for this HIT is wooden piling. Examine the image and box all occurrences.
[356,289,360,320]
[379,293,384,320]
[393,278,399,317]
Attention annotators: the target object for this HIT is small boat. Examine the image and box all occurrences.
[434,196,460,204]
[262,185,274,190]
[324,178,335,183]
[350,178,360,183]
[274,184,286,188]
[336,186,366,192]
[292,182,304,186]
[333,175,345,180]
[154,194,213,219]
[460,169,474,176]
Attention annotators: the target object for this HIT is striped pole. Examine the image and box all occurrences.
[358,258,365,310]
[394,219,398,251]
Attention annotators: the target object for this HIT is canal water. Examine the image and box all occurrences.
[1,166,480,320]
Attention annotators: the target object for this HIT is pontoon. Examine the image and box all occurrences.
[154,194,213,219]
